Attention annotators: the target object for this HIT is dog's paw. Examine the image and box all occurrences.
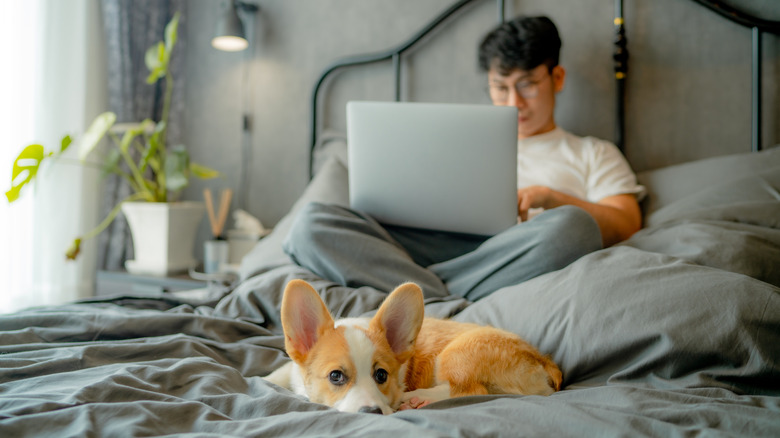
[397,396,433,411]
[398,384,451,411]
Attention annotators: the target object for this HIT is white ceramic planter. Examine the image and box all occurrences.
[121,201,205,276]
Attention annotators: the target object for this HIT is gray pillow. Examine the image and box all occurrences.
[637,146,780,218]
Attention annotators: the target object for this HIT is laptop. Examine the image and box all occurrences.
[347,101,518,236]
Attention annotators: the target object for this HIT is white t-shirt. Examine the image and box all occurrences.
[517,128,645,216]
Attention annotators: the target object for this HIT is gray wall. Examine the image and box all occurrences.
[182,0,779,243]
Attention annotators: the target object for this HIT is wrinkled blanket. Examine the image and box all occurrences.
[1,155,779,437]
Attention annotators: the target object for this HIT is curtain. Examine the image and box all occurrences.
[0,0,106,313]
[0,1,41,313]
[97,0,188,271]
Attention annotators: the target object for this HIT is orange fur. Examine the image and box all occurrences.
[406,319,562,396]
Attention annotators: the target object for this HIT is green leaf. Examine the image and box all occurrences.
[153,120,167,143]
[79,112,117,161]
[119,130,138,154]
[164,12,180,55]
[11,144,44,180]
[146,13,179,84]
[164,145,190,192]
[190,162,220,180]
[140,137,158,173]
[5,186,21,203]
[6,144,45,203]
[145,42,166,84]
[60,135,73,153]
[146,67,163,85]
[144,41,163,72]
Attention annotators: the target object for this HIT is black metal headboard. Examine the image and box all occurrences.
[309,0,779,180]
[613,0,780,155]
[308,0,504,179]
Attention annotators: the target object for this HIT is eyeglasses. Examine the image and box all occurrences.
[488,75,549,103]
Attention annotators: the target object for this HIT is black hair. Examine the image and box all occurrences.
[478,16,562,74]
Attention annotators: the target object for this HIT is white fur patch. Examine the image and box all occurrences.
[335,317,369,329]
[332,325,393,414]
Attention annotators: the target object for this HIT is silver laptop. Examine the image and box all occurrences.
[347,101,518,235]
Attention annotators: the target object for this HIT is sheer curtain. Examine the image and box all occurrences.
[0,1,39,313]
[0,0,106,313]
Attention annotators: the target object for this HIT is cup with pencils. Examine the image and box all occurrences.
[203,188,232,274]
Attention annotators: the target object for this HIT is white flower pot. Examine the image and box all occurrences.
[121,201,205,276]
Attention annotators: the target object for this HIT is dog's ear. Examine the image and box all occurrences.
[370,282,424,363]
[281,279,334,363]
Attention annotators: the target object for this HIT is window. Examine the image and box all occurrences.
[0,1,42,313]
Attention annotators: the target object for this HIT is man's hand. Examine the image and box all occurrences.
[517,186,642,247]
[517,185,553,222]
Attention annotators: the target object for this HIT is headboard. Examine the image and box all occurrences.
[616,0,780,155]
[308,0,780,180]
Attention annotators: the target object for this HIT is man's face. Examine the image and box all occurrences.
[487,64,565,140]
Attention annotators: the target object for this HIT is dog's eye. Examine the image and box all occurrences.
[329,370,347,385]
[373,368,388,384]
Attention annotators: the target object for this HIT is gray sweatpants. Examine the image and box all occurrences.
[282,202,602,301]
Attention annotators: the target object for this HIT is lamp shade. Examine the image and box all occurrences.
[212,1,248,51]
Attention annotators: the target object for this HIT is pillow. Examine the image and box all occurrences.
[624,168,780,286]
[239,156,350,280]
[454,246,780,395]
[637,146,780,218]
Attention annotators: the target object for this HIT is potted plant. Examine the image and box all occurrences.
[5,13,218,275]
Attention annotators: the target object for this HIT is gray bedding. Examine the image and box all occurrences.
[1,148,779,437]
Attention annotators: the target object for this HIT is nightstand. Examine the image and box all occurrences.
[96,270,208,296]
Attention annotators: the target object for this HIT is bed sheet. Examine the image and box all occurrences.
[2,249,779,436]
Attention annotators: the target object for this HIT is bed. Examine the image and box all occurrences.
[2,0,780,436]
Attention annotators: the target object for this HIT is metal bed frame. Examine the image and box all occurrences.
[308,0,779,179]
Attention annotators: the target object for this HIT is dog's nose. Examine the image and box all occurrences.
[358,405,383,415]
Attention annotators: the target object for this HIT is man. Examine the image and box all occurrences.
[481,16,642,246]
[283,16,644,301]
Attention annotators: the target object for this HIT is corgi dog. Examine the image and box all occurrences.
[263,279,562,414]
